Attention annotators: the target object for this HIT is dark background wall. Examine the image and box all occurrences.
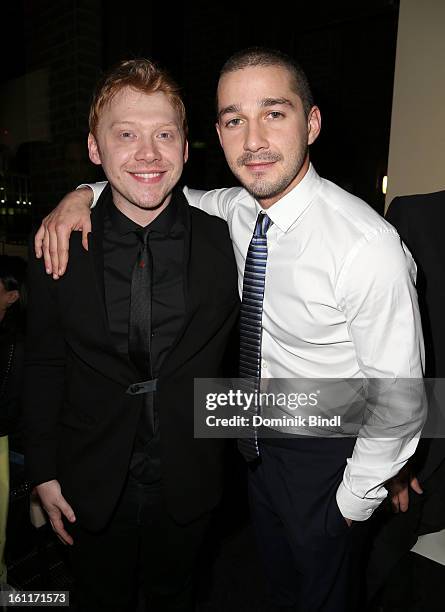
[0,0,399,245]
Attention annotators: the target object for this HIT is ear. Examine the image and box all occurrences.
[215,121,223,148]
[88,132,102,166]
[183,139,189,164]
[6,289,19,307]
[307,106,321,146]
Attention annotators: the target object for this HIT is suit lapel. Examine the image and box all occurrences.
[157,195,193,377]
[159,199,209,379]
[88,196,108,328]
[82,185,139,387]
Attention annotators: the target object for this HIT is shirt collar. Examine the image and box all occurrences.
[107,187,184,236]
[253,163,322,233]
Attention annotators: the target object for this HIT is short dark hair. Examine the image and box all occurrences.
[218,47,314,117]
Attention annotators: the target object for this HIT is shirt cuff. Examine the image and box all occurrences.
[76,182,107,208]
[336,480,386,521]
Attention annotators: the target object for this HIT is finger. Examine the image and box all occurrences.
[42,228,53,275]
[398,489,409,512]
[411,477,423,495]
[81,221,91,252]
[48,226,60,280]
[391,494,400,513]
[47,503,75,544]
[49,516,74,546]
[58,498,76,524]
[56,226,71,276]
[56,533,72,546]
[34,225,45,258]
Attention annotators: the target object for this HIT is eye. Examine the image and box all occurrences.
[267,111,284,119]
[157,131,173,140]
[224,117,243,128]
[120,131,136,139]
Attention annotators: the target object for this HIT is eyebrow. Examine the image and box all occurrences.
[217,104,242,121]
[110,121,179,129]
[260,97,294,108]
[110,121,137,128]
[217,97,294,121]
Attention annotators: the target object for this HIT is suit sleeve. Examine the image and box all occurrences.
[23,237,66,486]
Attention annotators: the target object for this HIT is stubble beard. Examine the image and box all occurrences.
[111,183,175,216]
[232,143,308,201]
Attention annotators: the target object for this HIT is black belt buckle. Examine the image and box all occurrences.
[126,378,158,395]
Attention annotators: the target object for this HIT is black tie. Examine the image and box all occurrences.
[128,227,156,438]
[129,227,153,377]
[237,212,273,461]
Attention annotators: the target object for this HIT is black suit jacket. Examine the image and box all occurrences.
[23,188,239,530]
[365,192,445,602]
[386,192,445,482]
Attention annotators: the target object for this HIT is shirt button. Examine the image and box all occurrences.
[262,360,268,369]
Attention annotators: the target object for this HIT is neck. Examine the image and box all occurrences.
[258,155,310,210]
[113,193,173,227]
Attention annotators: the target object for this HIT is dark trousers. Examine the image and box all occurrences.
[249,438,369,612]
[366,457,445,607]
[66,476,210,612]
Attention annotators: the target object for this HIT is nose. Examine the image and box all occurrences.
[243,120,269,152]
[134,136,161,162]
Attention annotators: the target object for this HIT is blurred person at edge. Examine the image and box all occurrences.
[33,48,424,612]
[0,255,27,588]
[365,191,445,608]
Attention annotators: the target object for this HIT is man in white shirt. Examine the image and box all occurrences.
[34,48,424,611]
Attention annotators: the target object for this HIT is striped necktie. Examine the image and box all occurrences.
[238,212,273,461]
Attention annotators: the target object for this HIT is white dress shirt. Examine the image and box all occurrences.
[84,163,425,521]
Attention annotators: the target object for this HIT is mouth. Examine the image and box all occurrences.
[244,161,276,173]
[128,171,166,184]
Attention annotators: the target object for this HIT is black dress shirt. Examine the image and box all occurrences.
[103,188,186,483]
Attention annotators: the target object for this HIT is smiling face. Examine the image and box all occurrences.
[88,86,188,223]
[216,65,321,208]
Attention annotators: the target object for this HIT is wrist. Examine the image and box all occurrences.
[75,187,94,209]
